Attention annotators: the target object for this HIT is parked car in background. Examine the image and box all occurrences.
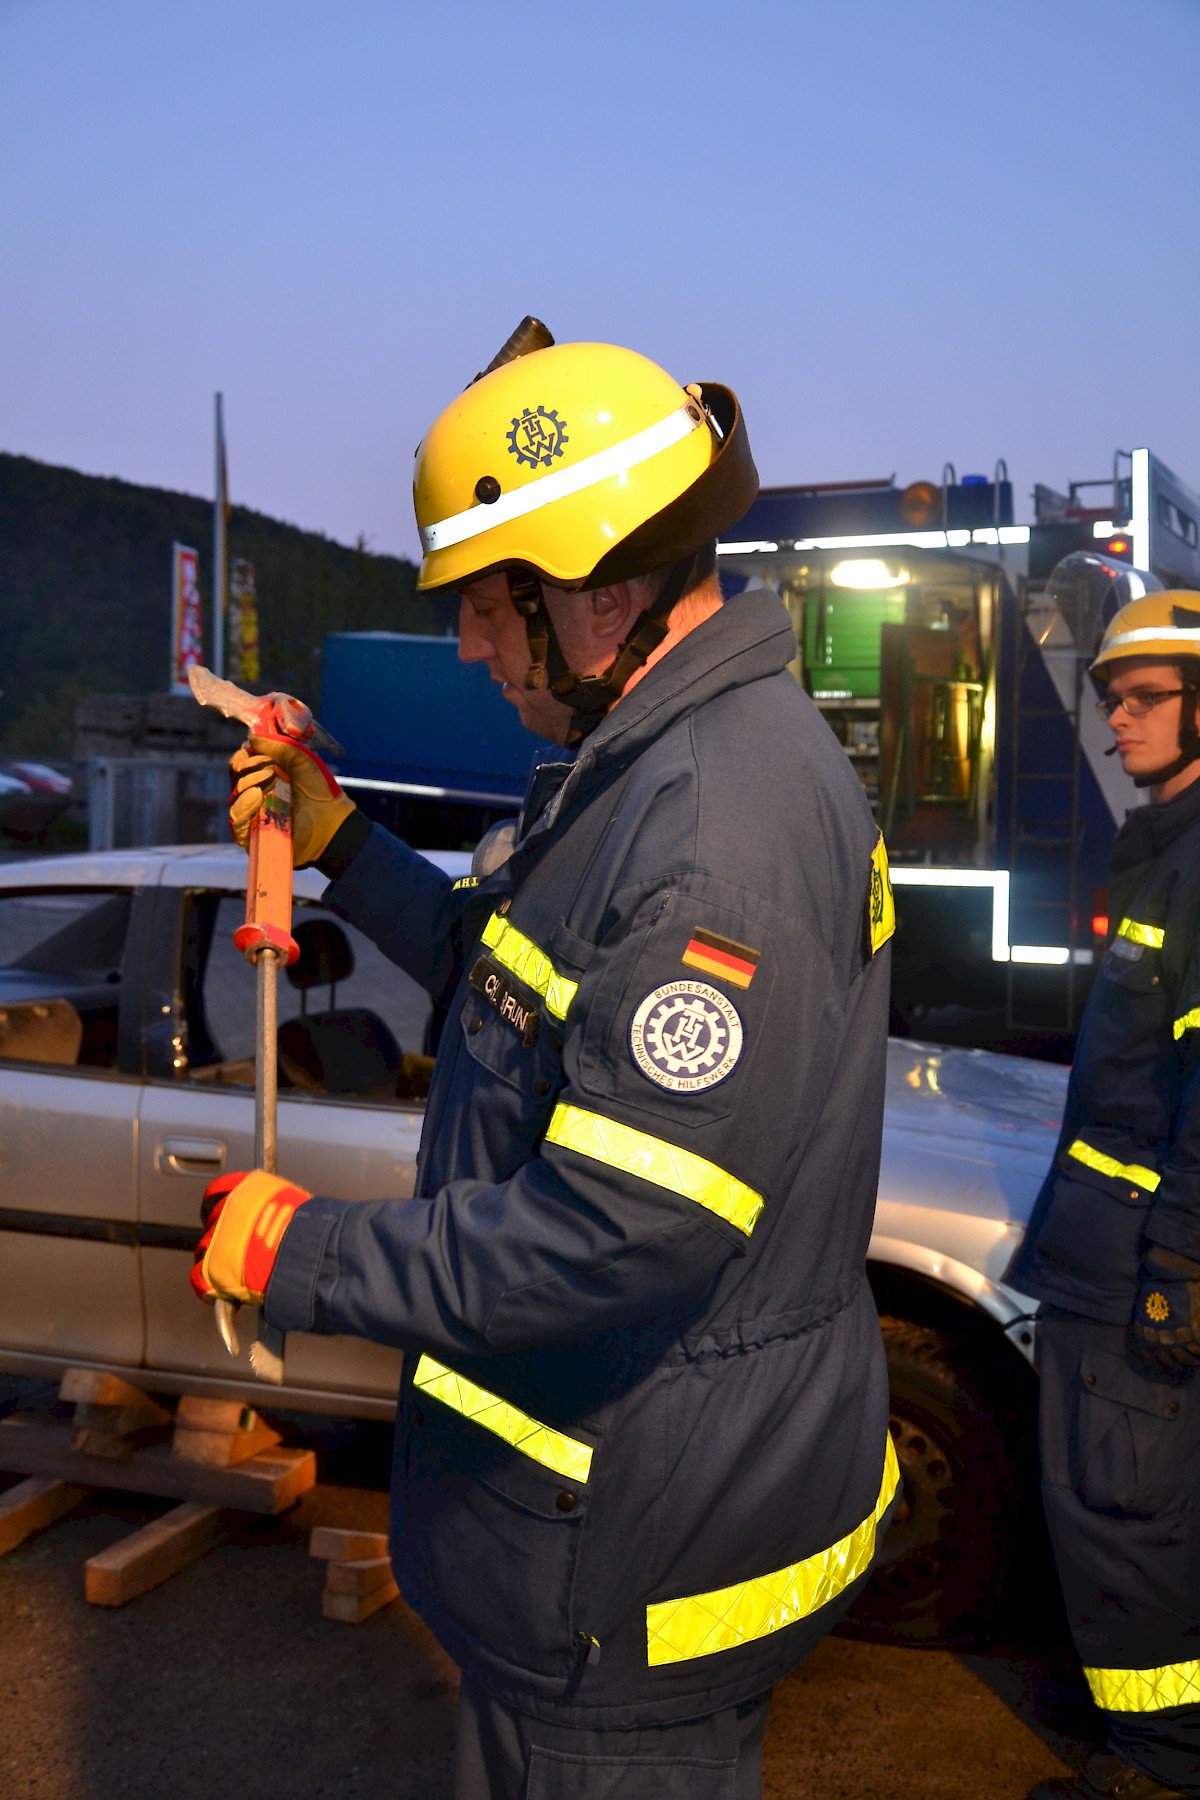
[0,762,73,844]
[0,845,1067,1643]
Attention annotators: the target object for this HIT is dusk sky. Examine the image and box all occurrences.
[2,0,1197,562]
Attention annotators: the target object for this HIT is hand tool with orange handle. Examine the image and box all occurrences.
[187,666,341,1381]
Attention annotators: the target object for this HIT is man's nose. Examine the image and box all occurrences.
[457,600,489,663]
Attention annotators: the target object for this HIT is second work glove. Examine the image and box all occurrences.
[191,1170,313,1307]
[1130,1246,1200,1374]
[230,734,356,868]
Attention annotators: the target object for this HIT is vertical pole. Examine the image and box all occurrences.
[213,393,227,680]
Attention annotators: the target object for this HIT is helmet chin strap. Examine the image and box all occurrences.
[507,559,696,747]
[1132,683,1200,788]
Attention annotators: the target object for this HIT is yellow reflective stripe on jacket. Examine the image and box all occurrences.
[646,1435,900,1667]
[545,1103,764,1236]
[412,1355,593,1484]
[1174,1008,1200,1041]
[1116,917,1164,949]
[1084,1658,1200,1714]
[1067,1138,1161,1193]
[480,913,578,1021]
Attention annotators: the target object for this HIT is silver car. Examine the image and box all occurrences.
[0,845,1066,1643]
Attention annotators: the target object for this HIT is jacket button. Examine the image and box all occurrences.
[1168,1401,1180,1416]
[468,1017,484,1035]
[1085,1372,1097,1387]
[533,1076,550,1096]
[556,1491,577,1513]
[412,1409,424,1426]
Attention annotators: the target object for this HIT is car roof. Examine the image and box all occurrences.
[0,841,475,894]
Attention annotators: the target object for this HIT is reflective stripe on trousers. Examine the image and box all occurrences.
[1084,1659,1200,1714]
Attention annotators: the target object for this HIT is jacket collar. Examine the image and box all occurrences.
[1112,772,1200,873]
[515,589,796,847]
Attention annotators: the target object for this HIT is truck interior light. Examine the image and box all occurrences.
[1092,521,1116,538]
[829,559,910,589]
[716,540,779,555]
[1010,945,1071,965]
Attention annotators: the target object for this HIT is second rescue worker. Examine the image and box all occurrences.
[193,322,899,1797]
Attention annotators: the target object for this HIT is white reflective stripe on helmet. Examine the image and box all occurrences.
[419,404,702,556]
[1099,625,1200,655]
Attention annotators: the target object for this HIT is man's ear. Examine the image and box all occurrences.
[586,581,641,646]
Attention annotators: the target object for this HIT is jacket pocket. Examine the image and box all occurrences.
[399,1368,595,1677]
[1030,1133,1158,1292]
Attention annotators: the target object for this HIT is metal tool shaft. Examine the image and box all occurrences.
[249,945,286,1382]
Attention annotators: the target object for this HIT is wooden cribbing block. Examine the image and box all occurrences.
[84,1501,222,1607]
[321,1558,399,1624]
[60,1371,171,1461]
[172,1397,281,1468]
[0,1417,315,1514]
[309,1526,389,1563]
[0,1478,89,1557]
[326,1556,395,1597]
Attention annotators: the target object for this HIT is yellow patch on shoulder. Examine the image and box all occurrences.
[867,832,895,956]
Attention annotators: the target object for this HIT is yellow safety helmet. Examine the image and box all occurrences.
[1091,586,1200,785]
[1091,588,1200,679]
[413,332,757,594]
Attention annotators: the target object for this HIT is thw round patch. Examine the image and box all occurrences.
[628,981,744,1093]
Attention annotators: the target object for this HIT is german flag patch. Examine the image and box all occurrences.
[681,928,760,989]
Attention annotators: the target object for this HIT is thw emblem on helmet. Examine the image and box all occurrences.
[507,406,568,469]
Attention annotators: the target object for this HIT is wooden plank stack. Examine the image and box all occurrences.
[0,1372,317,1608]
[309,1526,398,1623]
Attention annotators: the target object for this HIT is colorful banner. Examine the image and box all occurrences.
[228,558,260,684]
[229,558,261,684]
[170,543,203,693]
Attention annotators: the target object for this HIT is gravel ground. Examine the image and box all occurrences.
[0,1431,1100,1800]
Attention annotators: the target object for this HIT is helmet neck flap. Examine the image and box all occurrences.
[507,553,700,747]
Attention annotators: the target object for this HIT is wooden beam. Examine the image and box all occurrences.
[309,1526,389,1563]
[322,1564,400,1624]
[0,1478,89,1558]
[61,1371,172,1460]
[0,1417,315,1515]
[84,1502,222,1607]
[325,1556,395,1598]
[172,1398,281,1469]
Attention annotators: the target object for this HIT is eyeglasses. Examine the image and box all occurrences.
[1096,689,1186,720]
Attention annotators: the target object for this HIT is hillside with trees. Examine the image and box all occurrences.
[0,452,441,755]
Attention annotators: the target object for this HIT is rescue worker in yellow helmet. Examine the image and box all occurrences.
[1007,565,1200,1800]
[197,321,898,1799]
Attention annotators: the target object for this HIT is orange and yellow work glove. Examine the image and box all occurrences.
[229,735,356,869]
[190,1170,312,1307]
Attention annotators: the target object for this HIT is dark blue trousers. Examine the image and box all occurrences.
[453,1681,772,1800]
[1039,1311,1200,1795]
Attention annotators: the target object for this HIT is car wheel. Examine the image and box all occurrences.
[844,1314,1027,1647]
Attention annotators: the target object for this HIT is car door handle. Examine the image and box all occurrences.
[157,1137,228,1176]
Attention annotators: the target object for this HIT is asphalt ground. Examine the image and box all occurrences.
[0,1391,1102,1800]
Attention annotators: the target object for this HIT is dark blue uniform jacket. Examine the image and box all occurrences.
[1007,776,1200,1321]
[266,589,896,1726]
